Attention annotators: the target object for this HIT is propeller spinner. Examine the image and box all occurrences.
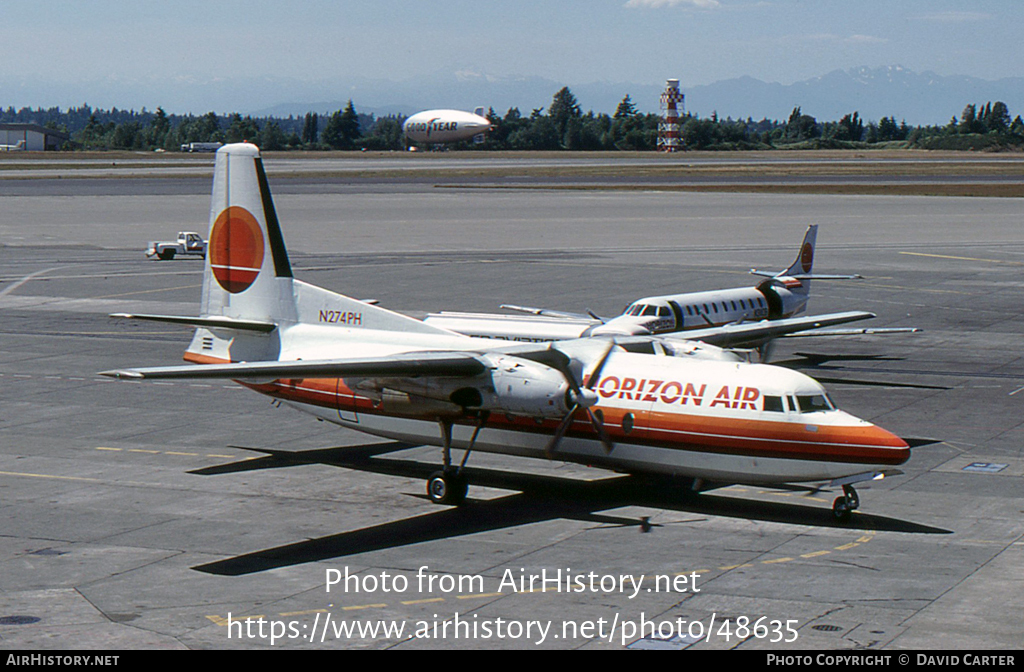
[544,340,616,457]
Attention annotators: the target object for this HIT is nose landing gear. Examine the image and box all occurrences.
[832,484,860,522]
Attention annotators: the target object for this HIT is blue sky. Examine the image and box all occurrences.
[2,1,1022,113]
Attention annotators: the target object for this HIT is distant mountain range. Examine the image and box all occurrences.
[686,66,1024,126]
[5,66,1022,127]
[255,66,1024,127]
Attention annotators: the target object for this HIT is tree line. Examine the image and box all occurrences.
[4,88,1023,152]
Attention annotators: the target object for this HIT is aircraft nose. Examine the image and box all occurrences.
[860,421,911,465]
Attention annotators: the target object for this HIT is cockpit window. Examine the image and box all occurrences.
[658,306,670,317]
[763,396,784,412]
[797,394,834,412]
[642,305,658,316]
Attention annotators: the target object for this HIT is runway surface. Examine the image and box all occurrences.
[0,155,1021,650]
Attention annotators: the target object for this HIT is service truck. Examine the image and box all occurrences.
[146,232,207,260]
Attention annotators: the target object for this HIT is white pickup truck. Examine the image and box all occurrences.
[146,232,207,260]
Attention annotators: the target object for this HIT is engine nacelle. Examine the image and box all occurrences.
[480,355,571,418]
[347,354,572,419]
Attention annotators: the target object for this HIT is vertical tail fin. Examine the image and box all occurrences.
[201,143,298,324]
[197,143,458,337]
[780,224,817,278]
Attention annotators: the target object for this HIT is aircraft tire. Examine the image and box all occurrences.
[832,497,852,522]
[843,485,860,510]
[427,470,468,506]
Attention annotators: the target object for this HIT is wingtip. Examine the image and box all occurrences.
[99,369,144,380]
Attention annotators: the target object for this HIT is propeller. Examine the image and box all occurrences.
[544,340,616,457]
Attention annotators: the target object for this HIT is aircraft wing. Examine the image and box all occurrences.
[664,311,875,347]
[100,351,487,381]
[780,326,921,338]
[500,304,601,321]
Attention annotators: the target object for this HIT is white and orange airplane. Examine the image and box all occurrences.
[103,143,909,521]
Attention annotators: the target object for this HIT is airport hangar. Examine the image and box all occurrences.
[0,123,70,151]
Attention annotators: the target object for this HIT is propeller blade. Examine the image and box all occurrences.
[583,340,616,390]
[545,339,617,457]
[545,403,579,457]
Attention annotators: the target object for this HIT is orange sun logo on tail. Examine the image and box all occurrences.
[800,242,814,274]
[209,206,265,293]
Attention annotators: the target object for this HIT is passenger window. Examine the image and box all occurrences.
[763,396,784,412]
[686,306,694,316]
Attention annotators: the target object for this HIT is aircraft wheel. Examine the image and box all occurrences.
[427,470,468,506]
[832,497,852,522]
[843,485,860,511]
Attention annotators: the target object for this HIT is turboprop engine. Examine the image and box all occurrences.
[348,354,574,419]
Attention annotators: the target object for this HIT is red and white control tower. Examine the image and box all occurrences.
[658,79,685,152]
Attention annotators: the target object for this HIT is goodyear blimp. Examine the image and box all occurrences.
[403,107,492,145]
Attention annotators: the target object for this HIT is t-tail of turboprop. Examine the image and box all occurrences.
[111,143,455,364]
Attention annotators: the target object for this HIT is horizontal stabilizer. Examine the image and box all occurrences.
[110,313,276,333]
[750,270,863,281]
[100,351,487,381]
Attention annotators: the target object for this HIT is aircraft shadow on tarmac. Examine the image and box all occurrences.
[189,442,950,577]
[777,352,952,391]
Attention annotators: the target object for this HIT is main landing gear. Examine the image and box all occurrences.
[426,415,486,506]
[832,484,860,522]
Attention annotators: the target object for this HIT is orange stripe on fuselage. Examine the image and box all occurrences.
[175,353,907,466]
[239,376,909,466]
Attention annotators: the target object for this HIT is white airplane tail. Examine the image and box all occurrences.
[757,224,860,285]
[170,143,454,363]
[201,143,454,332]
[780,224,818,280]
[199,143,299,324]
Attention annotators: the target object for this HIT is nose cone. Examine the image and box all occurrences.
[868,424,910,464]
[839,415,910,466]
[588,316,650,336]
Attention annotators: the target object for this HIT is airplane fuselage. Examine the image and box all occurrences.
[424,283,810,342]
[185,322,908,486]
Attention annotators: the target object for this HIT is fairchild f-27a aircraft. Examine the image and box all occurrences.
[103,143,909,522]
[424,225,917,355]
